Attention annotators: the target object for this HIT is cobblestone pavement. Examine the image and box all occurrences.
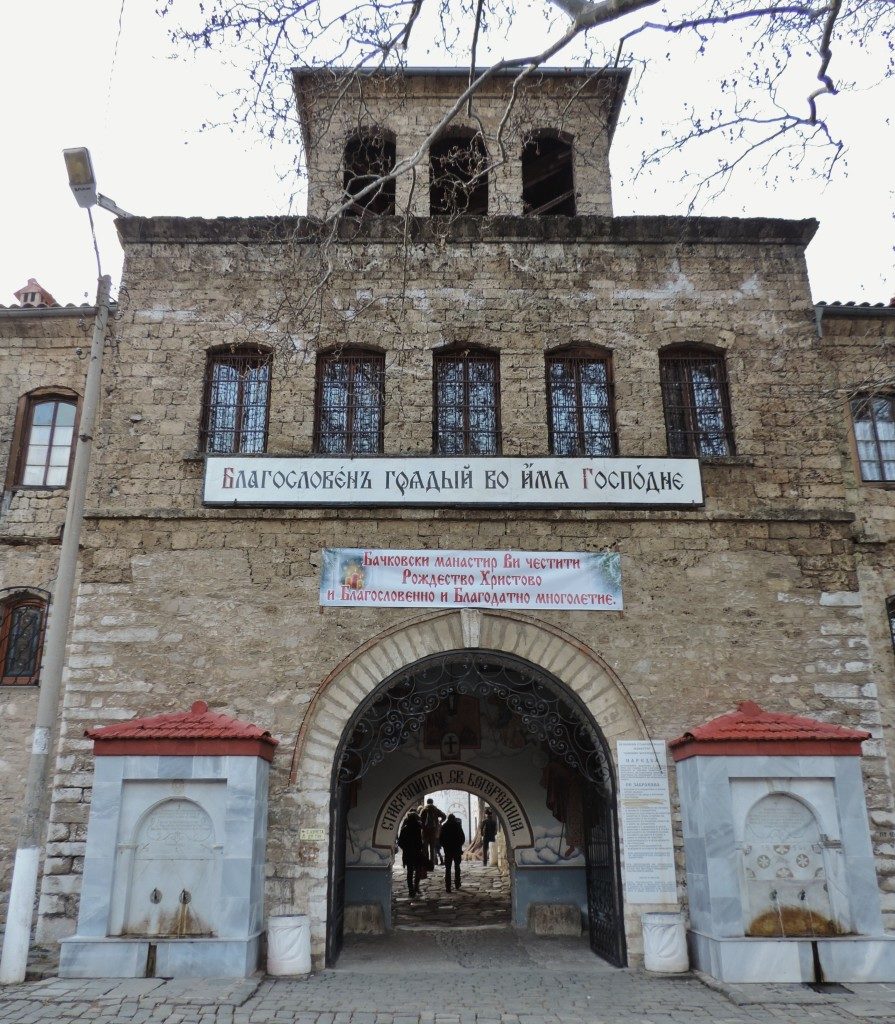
[392,863,511,927]
[1,930,894,1024]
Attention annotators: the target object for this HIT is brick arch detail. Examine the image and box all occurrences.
[289,609,645,788]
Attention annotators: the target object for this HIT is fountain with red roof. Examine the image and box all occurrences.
[59,701,278,979]
[670,700,895,983]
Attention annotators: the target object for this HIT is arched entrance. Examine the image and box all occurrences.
[326,650,626,967]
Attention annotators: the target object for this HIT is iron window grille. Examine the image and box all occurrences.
[433,347,500,456]
[546,347,617,456]
[314,348,385,454]
[343,129,396,216]
[0,596,46,686]
[200,348,272,455]
[429,132,489,215]
[17,396,78,488]
[659,347,735,458]
[522,132,576,216]
[851,395,895,482]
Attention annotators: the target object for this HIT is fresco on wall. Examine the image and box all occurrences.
[424,696,481,749]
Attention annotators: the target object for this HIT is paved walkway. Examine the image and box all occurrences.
[392,863,511,927]
[2,931,895,1023]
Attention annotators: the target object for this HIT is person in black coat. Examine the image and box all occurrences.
[480,807,497,866]
[397,810,426,897]
[439,813,466,893]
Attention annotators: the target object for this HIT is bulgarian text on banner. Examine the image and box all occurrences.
[319,549,622,611]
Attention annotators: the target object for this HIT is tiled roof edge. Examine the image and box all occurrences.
[0,304,116,319]
[815,302,895,319]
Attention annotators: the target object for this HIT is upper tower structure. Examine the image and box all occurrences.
[292,67,629,220]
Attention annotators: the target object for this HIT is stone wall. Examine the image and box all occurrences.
[26,217,895,961]
[820,308,895,894]
[0,307,94,924]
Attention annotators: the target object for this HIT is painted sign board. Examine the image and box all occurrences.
[617,740,678,905]
[203,456,703,507]
[320,548,622,611]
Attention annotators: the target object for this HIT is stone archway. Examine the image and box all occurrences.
[289,610,646,967]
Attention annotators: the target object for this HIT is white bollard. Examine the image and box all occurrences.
[0,847,40,984]
[641,911,689,973]
[266,915,311,976]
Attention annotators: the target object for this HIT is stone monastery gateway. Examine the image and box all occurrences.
[1,66,895,986]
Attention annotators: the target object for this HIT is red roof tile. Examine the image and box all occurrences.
[669,701,869,761]
[87,701,278,760]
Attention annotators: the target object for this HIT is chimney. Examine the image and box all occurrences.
[13,278,57,308]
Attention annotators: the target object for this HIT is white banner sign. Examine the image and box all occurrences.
[320,548,622,611]
[617,740,678,905]
[203,456,702,507]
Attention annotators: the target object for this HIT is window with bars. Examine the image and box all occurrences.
[851,395,895,482]
[199,348,272,454]
[659,346,735,458]
[343,129,396,215]
[546,347,617,456]
[0,595,46,686]
[314,348,385,454]
[433,348,500,456]
[522,131,575,216]
[17,396,78,487]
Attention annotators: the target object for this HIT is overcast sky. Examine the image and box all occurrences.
[1,2,892,307]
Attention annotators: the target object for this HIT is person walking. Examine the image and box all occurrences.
[419,797,446,866]
[439,813,466,893]
[480,807,497,866]
[397,810,426,897]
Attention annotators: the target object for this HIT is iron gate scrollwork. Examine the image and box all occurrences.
[326,650,627,967]
[336,653,612,788]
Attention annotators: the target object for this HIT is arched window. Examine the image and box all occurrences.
[659,345,735,458]
[546,346,617,456]
[429,131,489,215]
[314,347,385,454]
[6,388,79,489]
[343,128,396,215]
[433,346,500,455]
[0,593,47,686]
[199,347,272,454]
[521,131,575,216]
[851,394,895,482]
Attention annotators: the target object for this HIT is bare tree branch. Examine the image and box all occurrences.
[808,0,842,121]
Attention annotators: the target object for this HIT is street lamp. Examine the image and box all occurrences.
[0,149,123,985]
[63,147,132,218]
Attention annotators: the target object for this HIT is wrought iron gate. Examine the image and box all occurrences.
[326,781,349,966]
[325,651,627,966]
[583,783,627,966]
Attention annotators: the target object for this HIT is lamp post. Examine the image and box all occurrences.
[0,150,125,984]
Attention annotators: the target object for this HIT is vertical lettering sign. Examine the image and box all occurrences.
[617,740,678,905]
[320,549,622,611]
[203,456,703,507]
